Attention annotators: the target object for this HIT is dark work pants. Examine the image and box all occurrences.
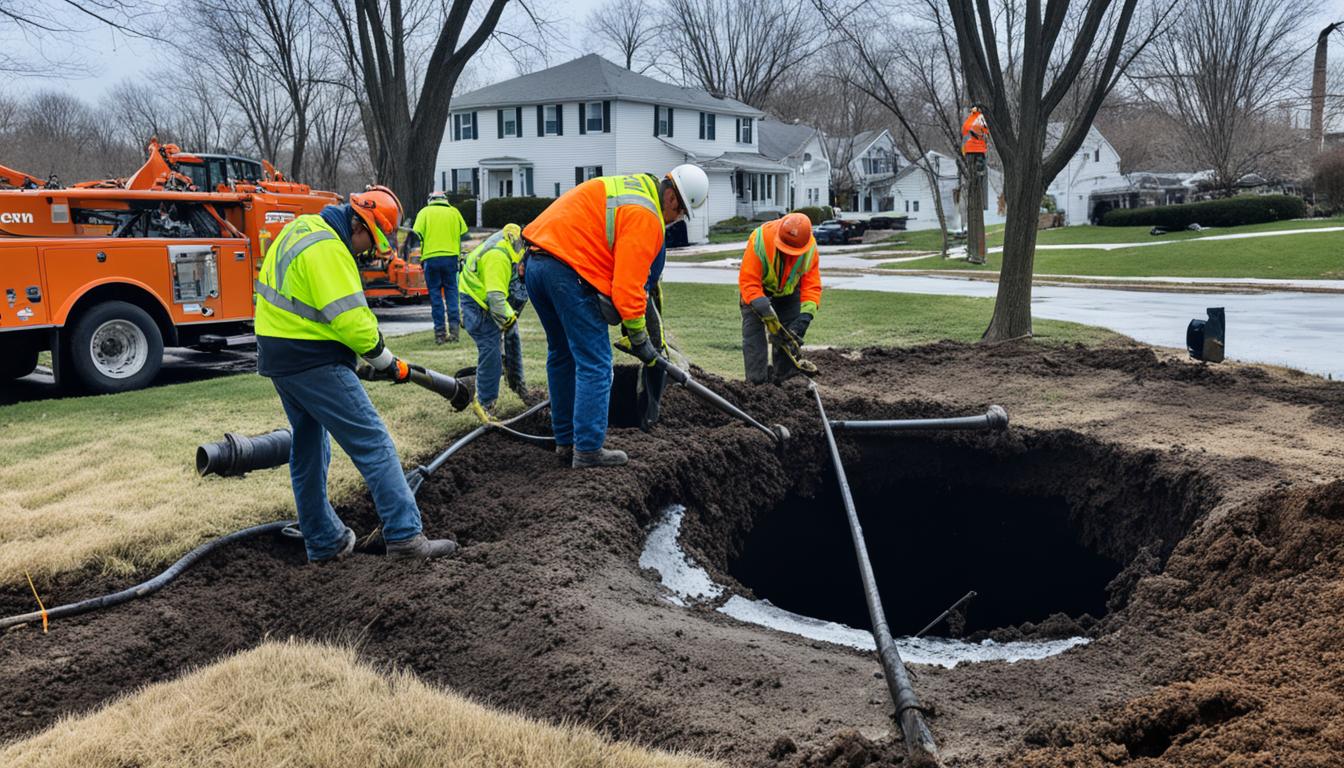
[740,288,801,385]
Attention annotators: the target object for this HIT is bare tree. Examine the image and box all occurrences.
[663,0,822,105]
[309,85,364,192]
[1134,0,1321,194]
[103,80,177,148]
[948,0,1174,341]
[0,1,164,74]
[587,0,658,71]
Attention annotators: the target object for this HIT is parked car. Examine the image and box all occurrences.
[814,219,866,245]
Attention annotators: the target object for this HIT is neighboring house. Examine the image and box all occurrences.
[890,151,1005,231]
[757,118,831,211]
[826,129,907,213]
[1089,171,1192,221]
[434,54,785,242]
[1045,123,1126,225]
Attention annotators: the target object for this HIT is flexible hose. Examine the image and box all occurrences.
[1,520,292,631]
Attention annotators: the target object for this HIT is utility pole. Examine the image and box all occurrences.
[1311,22,1342,153]
[960,106,989,265]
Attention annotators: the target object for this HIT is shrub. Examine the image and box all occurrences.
[820,205,834,220]
[1101,194,1306,228]
[1312,149,1344,214]
[710,216,753,234]
[792,206,826,224]
[482,196,554,229]
[751,210,783,222]
[447,194,478,226]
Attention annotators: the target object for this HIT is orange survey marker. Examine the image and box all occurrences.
[24,570,48,633]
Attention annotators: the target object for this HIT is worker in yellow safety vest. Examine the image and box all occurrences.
[458,223,529,413]
[254,184,457,563]
[738,212,821,384]
[412,191,469,344]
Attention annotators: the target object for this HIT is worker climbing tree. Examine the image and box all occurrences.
[961,105,989,265]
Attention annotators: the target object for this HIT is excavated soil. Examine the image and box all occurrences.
[3,340,1344,766]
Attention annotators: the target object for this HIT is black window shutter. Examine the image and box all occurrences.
[453,114,460,141]
[471,169,480,195]
[497,109,504,139]
[654,106,659,136]
[667,108,673,137]
[537,105,544,136]
[441,170,447,191]
[699,112,705,140]
[525,167,534,195]
[596,165,603,177]
[603,101,611,133]
[575,167,583,186]
[472,112,479,139]
[451,169,458,190]
[556,104,564,136]
[516,107,524,138]
[579,103,586,135]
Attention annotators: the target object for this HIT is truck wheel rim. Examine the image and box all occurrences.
[90,319,148,379]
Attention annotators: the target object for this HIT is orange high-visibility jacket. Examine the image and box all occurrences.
[524,175,665,322]
[738,219,822,315]
[961,111,988,155]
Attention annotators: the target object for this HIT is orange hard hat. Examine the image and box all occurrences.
[775,212,814,257]
[350,184,403,255]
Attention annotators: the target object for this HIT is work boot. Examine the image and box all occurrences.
[309,527,356,565]
[434,330,448,345]
[556,444,573,466]
[572,447,628,468]
[385,533,459,561]
[448,326,460,343]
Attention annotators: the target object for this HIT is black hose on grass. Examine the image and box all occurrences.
[1,520,292,631]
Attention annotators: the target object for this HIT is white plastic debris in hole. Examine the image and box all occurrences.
[641,505,1091,668]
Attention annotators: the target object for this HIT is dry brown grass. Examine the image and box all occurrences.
[0,640,723,768]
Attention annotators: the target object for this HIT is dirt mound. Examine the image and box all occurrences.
[4,340,1344,766]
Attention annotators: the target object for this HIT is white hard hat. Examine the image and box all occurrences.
[667,164,709,219]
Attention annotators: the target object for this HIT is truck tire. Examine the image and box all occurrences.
[68,301,164,393]
[0,346,39,380]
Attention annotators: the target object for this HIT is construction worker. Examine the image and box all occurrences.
[254,185,456,563]
[459,223,528,413]
[961,105,989,156]
[523,165,709,468]
[739,212,821,385]
[412,191,469,344]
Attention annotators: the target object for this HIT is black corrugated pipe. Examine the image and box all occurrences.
[810,381,943,768]
[831,406,1009,433]
[404,399,552,494]
[0,521,292,631]
[196,429,293,477]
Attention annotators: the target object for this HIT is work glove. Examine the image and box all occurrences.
[492,311,517,332]
[359,335,412,383]
[787,313,813,341]
[615,327,661,366]
[748,297,785,336]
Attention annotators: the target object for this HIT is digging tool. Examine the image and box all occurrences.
[914,591,978,639]
[830,406,1009,433]
[810,380,943,768]
[773,324,819,376]
[615,342,789,448]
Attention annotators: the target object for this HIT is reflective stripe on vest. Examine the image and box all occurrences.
[464,229,508,275]
[256,220,367,325]
[600,175,662,251]
[275,229,335,291]
[753,228,817,297]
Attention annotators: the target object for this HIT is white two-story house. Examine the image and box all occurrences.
[826,129,907,213]
[890,151,1006,231]
[435,54,791,241]
[757,119,831,211]
[1044,123,1125,225]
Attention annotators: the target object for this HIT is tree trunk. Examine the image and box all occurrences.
[965,156,986,264]
[982,165,1042,341]
[921,161,951,257]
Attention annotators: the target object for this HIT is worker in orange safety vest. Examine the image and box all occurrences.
[522,165,709,468]
[739,212,821,385]
[961,106,988,155]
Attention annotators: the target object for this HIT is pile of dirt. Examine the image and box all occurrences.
[3,339,1344,767]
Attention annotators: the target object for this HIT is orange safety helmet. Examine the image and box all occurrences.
[775,212,814,257]
[350,184,403,255]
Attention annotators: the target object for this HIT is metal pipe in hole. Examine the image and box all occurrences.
[810,380,943,768]
[831,406,1008,433]
[914,591,978,639]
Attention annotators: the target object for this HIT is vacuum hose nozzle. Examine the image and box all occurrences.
[197,429,293,477]
[407,365,474,411]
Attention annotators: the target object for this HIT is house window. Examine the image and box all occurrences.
[554,182,561,196]
[453,113,476,141]
[583,165,602,180]
[1094,148,1100,162]
[904,200,909,213]
[803,152,812,162]
[545,105,559,135]
[737,117,753,144]
[502,110,517,137]
[498,178,513,197]
[699,112,716,140]
[451,167,474,194]
[913,200,919,213]
[656,106,673,137]
[586,101,603,132]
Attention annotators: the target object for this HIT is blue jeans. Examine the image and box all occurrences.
[423,256,460,332]
[271,364,422,560]
[462,298,524,408]
[524,254,612,452]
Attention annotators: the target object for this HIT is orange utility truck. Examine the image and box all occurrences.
[0,142,425,392]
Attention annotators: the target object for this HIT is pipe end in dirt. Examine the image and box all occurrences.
[772,424,791,448]
[986,405,1009,431]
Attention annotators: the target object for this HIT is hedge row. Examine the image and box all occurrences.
[1101,194,1306,228]
[482,196,555,229]
[445,195,478,226]
[791,206,835,224]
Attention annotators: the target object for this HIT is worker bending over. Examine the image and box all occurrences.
[413,191,469,344]
[459,223,528,413]
[739,212,821,384]
[523,165,708,468]
[254,185,456,563]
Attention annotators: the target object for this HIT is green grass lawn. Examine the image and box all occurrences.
[0,283,1112,584]
[664,249,741,263]
[707,231,749,244]
[880,225,1344,279]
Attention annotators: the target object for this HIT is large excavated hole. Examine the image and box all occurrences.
[725,431,1213,638]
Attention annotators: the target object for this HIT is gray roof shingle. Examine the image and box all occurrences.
[452,54,763,117]
[757,120,819,160]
